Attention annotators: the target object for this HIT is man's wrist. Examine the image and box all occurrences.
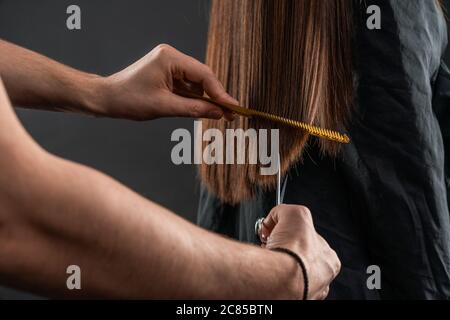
[74,73,110,117]
[267,250,304,300]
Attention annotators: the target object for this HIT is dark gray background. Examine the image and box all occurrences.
[0,0,211,223]
[0,0,211,299]
[0,0,449,299]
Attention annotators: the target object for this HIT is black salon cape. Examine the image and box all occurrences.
[198,0,450,300]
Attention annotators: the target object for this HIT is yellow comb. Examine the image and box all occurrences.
[182,92,350,144]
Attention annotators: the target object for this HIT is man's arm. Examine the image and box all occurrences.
[0,79,305,299]
[0,39,103,114]
[0,40,340,299]
[0,40,234,120]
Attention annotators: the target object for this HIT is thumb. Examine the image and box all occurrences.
[260,205,283,241]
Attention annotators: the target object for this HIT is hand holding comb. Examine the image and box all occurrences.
[179,91,350,144]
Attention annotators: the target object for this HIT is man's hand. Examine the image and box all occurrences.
[0,40,236,121]
[94,44,236,121]
[261,205,341,300]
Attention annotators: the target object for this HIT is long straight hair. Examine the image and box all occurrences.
[199,0,354,204]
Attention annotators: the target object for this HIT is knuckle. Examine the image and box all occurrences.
[201,63,213,74]
[153,44,173,59]
[272,204,289,217]
[330,250,341,277]
[277,204,290,211]
[205,66,215,77]
[335,257,342,275]
[290,205,312,220]
[271,204,285,214]
[321,288,330,300]
[204,72,218,88]
[298,205,312,217]
[155,43,172,52]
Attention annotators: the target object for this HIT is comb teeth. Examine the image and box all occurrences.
[252,111,350,144]
[178,92,350,144]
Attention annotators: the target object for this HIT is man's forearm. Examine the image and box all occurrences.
[0,40,235,121]
[0,41,303,299]
[0,40,103,114]
[0,151,300,299]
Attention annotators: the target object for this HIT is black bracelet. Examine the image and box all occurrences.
[271,247,309,300]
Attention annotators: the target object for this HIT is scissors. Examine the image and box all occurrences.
[255,152,286,244]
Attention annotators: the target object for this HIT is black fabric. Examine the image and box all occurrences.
[198,0,450,299]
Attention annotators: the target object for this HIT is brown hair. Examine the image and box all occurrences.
[199,0,354,204]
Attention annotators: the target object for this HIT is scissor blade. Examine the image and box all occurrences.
[276,152,281,206]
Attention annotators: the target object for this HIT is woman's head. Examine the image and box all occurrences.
[200,0,354,204]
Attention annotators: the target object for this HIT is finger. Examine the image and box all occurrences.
[330,250,342,279]
[223,110,236,122]
[161,93,224,119]
[173,78,236,121]
[261,216,276,238]
[176,53,238,105]
[174,79,205,97]
[186,82,204,96]
[318,287,330,300]
[317,234,332,250]
[262,205,284,235]
[316,235,341,278]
